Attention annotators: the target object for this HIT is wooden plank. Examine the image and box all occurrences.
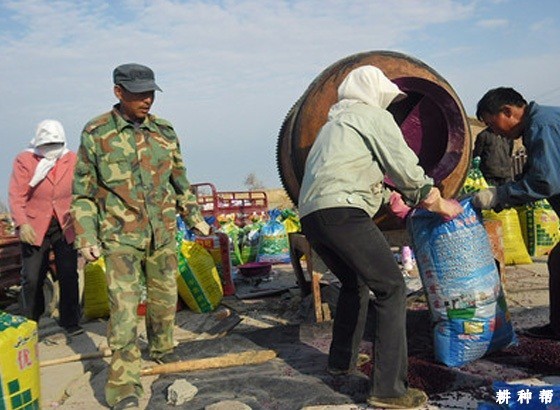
[236,287,290,300]
[176,312,242,343]
[321,303,331,321]
[312,271,323,322]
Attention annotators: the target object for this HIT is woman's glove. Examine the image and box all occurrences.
[19,223,36,244]
[80,245,101,262]
[420,188,464,220]
[389,191,412,220]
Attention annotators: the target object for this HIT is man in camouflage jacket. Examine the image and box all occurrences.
[71,63,210,410]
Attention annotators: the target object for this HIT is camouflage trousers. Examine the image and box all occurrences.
[103,241,178,406]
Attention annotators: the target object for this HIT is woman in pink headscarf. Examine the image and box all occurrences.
[9,119,82,336]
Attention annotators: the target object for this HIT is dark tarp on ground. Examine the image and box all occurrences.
[148,305,560,409]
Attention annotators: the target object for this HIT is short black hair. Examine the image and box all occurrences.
[476,87,527,121]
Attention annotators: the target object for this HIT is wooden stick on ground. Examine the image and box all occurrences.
[40,347,112,367]
[40,313,243,368]
[140,349,277,376]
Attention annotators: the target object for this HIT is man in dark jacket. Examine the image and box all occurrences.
[472,87,560,340]
[473,127,514,186]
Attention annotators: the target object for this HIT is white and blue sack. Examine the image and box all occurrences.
[407,198,517,367]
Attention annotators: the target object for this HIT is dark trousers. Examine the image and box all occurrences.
[301,207,408,398]
[548,242,560,333]
[545,195,560,334]
[20,217,80,328]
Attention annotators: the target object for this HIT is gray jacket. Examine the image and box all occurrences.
[298,102,433,218]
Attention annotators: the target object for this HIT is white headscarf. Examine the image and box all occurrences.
[26,119,69,188]
[328,65,407,119]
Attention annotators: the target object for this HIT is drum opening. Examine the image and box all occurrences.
[388,77,465,186]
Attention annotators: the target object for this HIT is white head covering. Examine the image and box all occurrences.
[26,119,69,187]
[328,65,407,119]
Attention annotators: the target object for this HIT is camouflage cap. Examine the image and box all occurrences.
[113,63,162,93]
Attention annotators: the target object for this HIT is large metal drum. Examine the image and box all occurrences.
[276,50,471,228]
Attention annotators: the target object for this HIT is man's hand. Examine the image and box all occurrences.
[436,198,464,221]
[19,224,36,245]
[472,187,498,209]
[420,188,464,220]
[192,221,212,236]
[80,245,101,262]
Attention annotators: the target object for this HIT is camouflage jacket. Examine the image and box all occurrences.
[71,105,204,250]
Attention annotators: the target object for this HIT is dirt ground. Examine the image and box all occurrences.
[2,258,556,410]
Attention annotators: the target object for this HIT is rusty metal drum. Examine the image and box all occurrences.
[276,50,471,228]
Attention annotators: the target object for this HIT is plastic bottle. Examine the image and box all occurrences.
[401,245,414,271]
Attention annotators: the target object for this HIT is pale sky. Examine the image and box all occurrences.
[1,0,559,206]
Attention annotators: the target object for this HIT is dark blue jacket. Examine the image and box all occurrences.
[473,128,513,183]
[497,102,560,215]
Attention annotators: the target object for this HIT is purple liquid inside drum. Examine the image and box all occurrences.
[385,77,464,187]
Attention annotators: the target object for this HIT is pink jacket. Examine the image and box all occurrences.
[9,151,77,246]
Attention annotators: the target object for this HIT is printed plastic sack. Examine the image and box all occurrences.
[460,156,490,194]
[221,218,244,266]
[240,222,262,264]
[195,232,236,296]
[83,257,110,319]
[0,312,40,409]
[280,208,302,234]
[176,214,196,241]
[517,199,560,257]
[408,198,517,367]
[482,208,533,265]
[256,209,290,264]
[177,240,223,313]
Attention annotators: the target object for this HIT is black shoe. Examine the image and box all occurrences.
[523,324,560,340]
[154,351,181,364]
[64,325,84,337]
[111,395,138,410]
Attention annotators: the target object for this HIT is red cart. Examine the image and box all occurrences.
[191,182,268,227]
